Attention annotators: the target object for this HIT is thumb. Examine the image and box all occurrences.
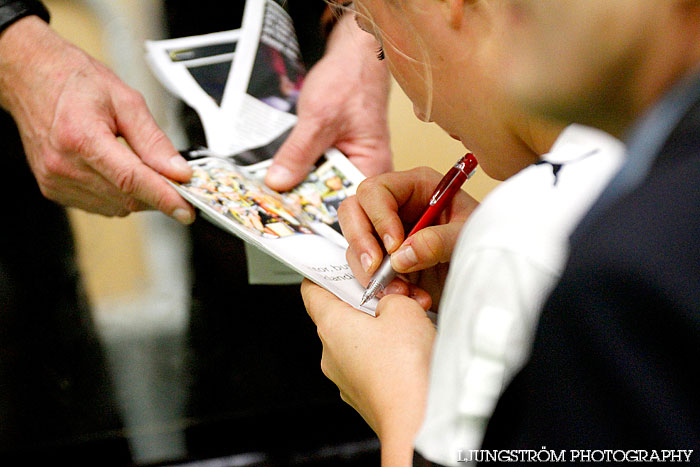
[301,278,334,324]
[390,221,465,273]
[265,119,334,191]
[375,293,426,318]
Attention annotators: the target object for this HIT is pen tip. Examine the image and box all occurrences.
[359,293,370,307]
[360,281,382,307]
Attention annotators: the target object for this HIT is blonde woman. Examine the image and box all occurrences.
[302,1,625,466]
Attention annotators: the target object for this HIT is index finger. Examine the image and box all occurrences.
[353,168,445,253]
[338,195,385,279]
[83,125,195,223]
[112,85,193,183]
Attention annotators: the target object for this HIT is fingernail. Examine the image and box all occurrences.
[173,208,193,225]
[360,252,373,273]
[392,244,418,270]
[383,234,397,251]
[266,164,293,185]
[170,155,191,172]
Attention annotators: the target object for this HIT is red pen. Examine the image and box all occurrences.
[359,153,478,306]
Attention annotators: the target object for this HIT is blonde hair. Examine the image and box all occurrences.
[328,0,435,120]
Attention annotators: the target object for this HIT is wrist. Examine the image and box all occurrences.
[380,435,416,467]
[375,376,430,467]
[0,0,49,35]
[0,14,60,112]
[325,13,391,101]
[375,404,424,467]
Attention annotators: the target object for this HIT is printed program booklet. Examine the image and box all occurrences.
[146,0,378,314]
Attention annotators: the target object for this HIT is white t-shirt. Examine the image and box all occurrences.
[413,125,625,465]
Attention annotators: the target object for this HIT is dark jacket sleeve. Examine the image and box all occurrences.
[0,0,50,33]
[287,1,327,67]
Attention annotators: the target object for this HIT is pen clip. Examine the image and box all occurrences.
[429,167,461,205]
[429,156,476,206]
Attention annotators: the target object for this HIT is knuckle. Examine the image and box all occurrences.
[105,198,133,217]
[105,194,137,216]
[41,151,66,177]
[300,96,331,124]
[33,153,67,198]
[120,88,147,108]
[337,194,355,217]
[355,177,378,199]
[409,166,442,194]
[103,205,130,218]
[98,204,121,217]
[417,229,445,265]
[372,214,398,239]
[37,183,59,203]
[152,192,176,214]
[345,247,355,267]
[141,127,170,154]
[410,166,437,179]
[51,120,88,154]
[123,197,143,213]
[113,165,138,195]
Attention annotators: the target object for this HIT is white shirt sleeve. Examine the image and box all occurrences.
[414,246,559,466]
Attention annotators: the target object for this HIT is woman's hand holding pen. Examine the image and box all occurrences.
[339,167,479,309]
[303,167,478,465]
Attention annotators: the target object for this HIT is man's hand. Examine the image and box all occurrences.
[302,279,435,467]
[265,13,392,191]
[0,16,194,222]
[340,167,480,308]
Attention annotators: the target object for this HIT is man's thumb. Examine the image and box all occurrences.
[265,121,333,191]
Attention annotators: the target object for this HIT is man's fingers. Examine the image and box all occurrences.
[265,119,333,191]
[36,154,150,215]
[82,127,195,223]
[42,183,129,216]
[113,86,192,183]
[345,144,393,179]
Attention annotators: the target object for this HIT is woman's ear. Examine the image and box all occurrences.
[443,0,466,29]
